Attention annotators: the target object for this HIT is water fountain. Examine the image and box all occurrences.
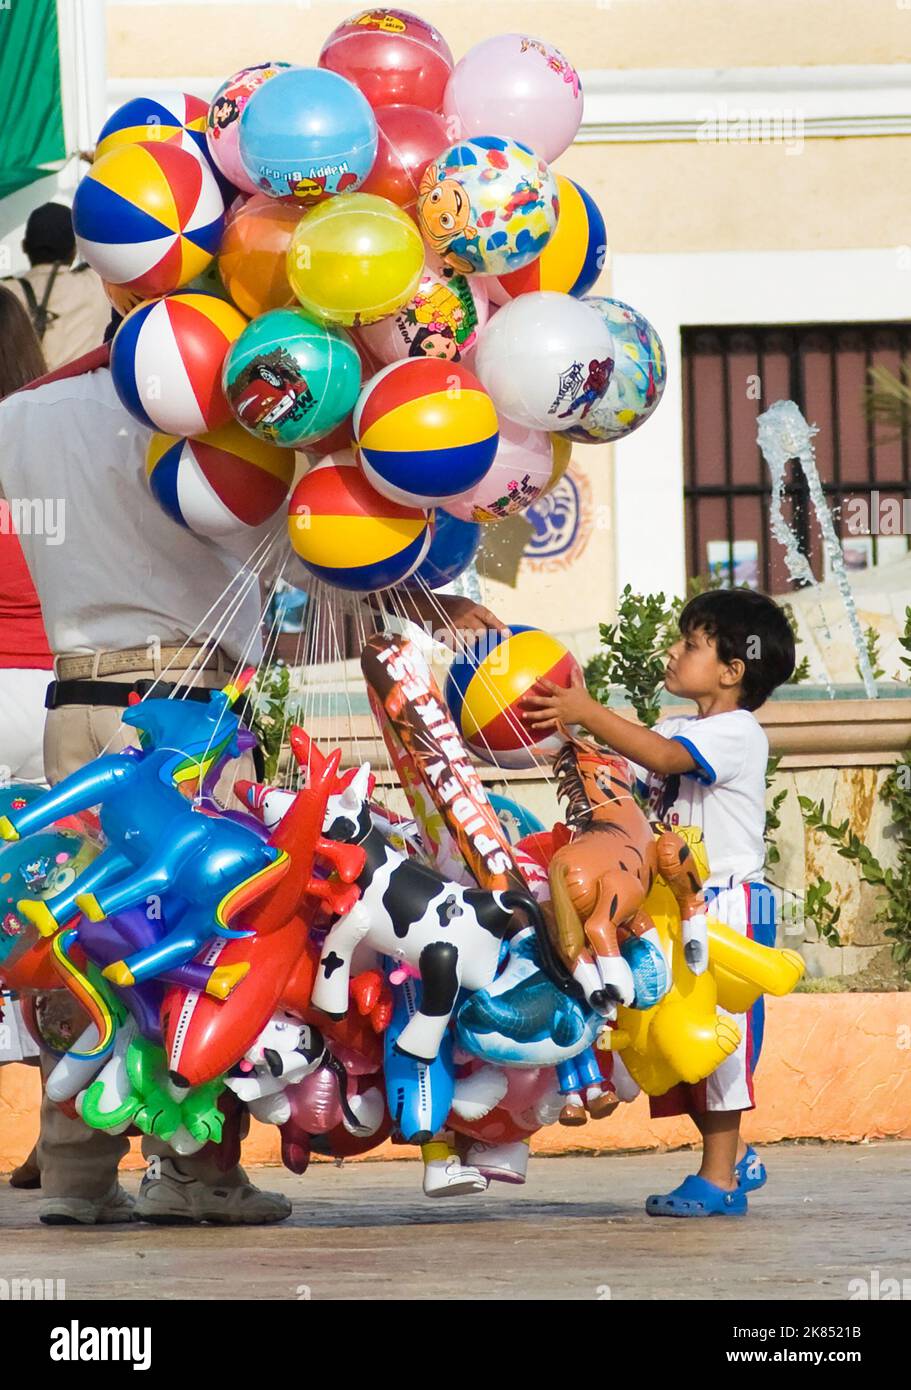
[756,399,878,700]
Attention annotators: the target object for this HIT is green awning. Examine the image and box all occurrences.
[0,0,66,200]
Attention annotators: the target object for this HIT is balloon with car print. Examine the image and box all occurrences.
[222,307,361,447]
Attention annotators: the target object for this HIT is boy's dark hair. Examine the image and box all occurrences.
[678,588,796,710]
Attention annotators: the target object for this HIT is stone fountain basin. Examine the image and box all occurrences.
[601,684,911,768]
[759,685,910,768]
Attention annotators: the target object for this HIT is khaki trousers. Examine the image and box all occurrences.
[37,661,256,1198]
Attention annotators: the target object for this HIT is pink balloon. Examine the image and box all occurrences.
[443,34,583,165]
[331,1041,380,1077]
[285,1067,343,1135]
[477,274,510,309]
[501,1067,555,1127]
[445,415,554,523]
[356,260,488,366]
[206,62,292,195]
[448,1064,554,1143]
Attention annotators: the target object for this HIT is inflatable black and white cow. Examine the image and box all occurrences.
[310,764,547,1064]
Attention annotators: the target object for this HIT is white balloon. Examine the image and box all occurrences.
[474,291,614,432]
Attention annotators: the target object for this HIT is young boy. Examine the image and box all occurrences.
[524,588,795,1216]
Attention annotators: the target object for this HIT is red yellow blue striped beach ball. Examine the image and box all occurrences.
[288,451,432,591]
[353,357,498,506]
[445,625,582,769]
[111,292,248,436]
[492,175,606,302]
[146,421,294,538]
[73,141,225,297]
[95,93,210,162]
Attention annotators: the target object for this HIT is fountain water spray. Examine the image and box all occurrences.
[756,399,877,699]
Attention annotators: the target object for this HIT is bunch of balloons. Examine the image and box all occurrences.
[71,9,665,579]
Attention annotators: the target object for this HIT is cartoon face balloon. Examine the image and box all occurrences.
[416,137,559,277]
[356,261,489,365]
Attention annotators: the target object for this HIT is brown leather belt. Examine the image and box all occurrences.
[54,645,224,680]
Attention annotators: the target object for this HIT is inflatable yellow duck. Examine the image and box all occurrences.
[601,827,804,1094]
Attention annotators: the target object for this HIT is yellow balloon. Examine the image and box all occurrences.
[286,193,425,328]
[548,432,572,488]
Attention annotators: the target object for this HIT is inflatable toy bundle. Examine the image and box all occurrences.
[0,635,803,1198]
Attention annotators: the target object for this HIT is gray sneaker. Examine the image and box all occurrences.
[134,1158,292,1226]
[39,1183,135,1226]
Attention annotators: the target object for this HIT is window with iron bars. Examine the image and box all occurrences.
[682,322,911,591]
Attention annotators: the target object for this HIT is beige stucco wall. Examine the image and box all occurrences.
[107,1,911,74]
[560,139,911,255]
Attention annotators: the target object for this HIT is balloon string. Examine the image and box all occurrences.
[325,587,362,772]
[91,526,283,763]
[151,524,282,700]
[290,593,310,792]
[190,549,290,809]
[174,525,284,697]
[406,574,556,786]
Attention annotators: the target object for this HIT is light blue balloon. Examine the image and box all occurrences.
[487,793,545,845]
[238,67,378,200]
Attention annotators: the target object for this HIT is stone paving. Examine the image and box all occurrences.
[0,1142,907,1300]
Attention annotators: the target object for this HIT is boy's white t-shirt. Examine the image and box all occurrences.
[632,708,769,890]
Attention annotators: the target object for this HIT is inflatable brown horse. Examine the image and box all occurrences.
[548,738,709,1013]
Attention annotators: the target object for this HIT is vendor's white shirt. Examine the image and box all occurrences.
[632,708,769,889]
[0,368,283,662]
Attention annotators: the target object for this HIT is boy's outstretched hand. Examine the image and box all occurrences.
[523,667,597,729]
